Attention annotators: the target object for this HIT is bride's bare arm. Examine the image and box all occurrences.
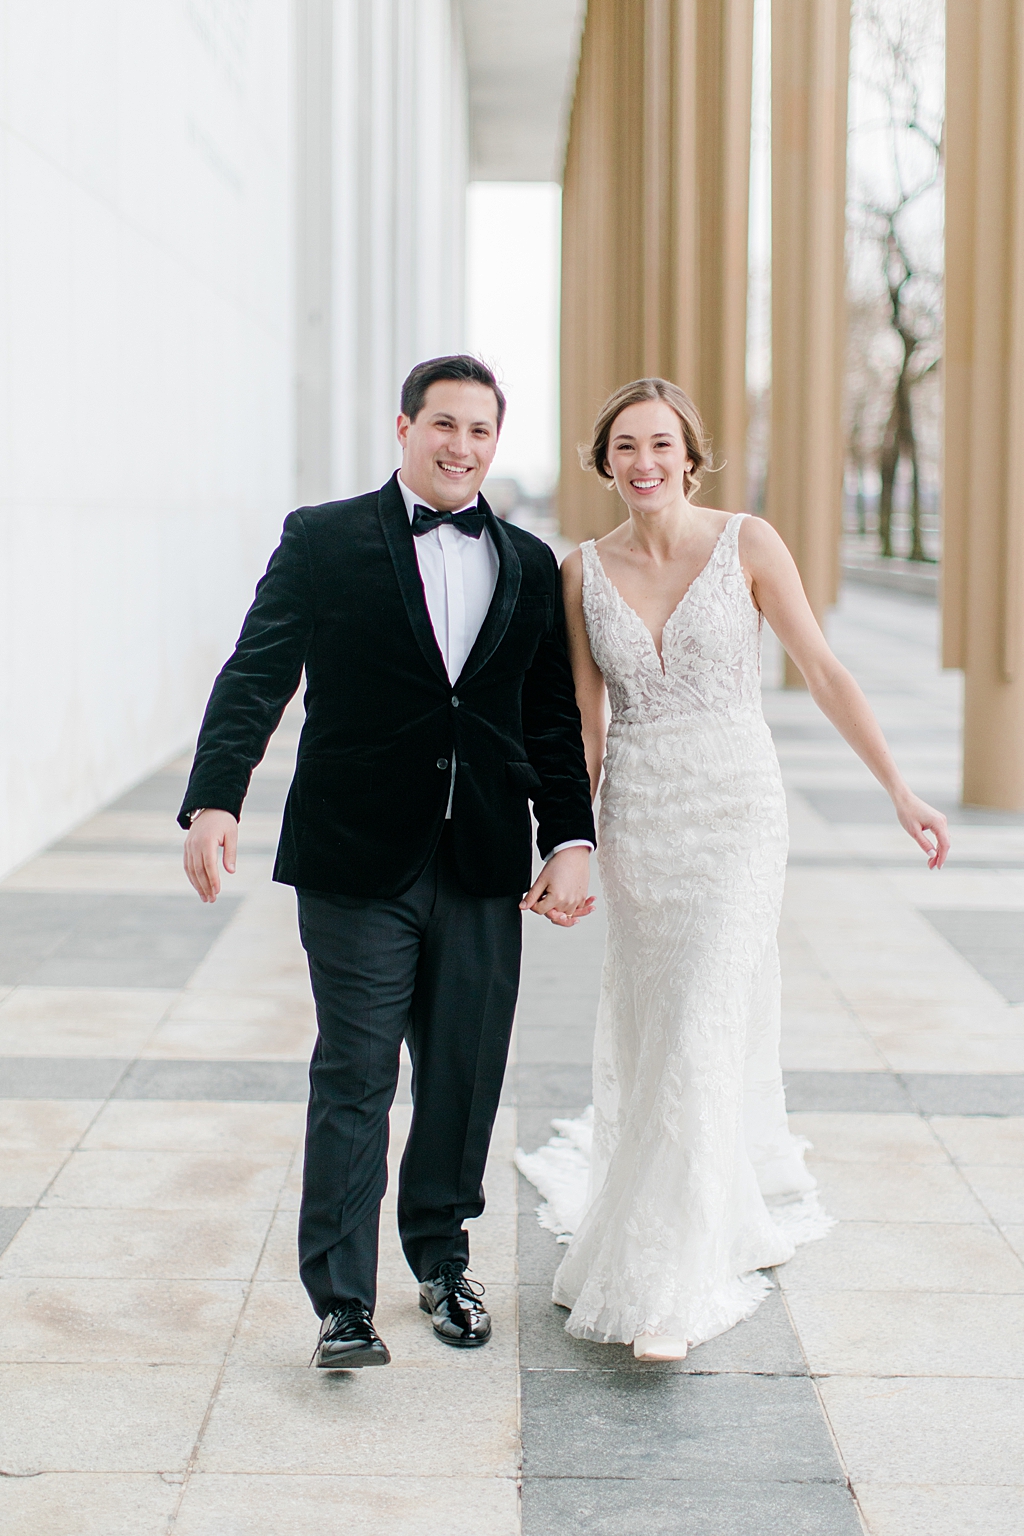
[740,517,950,869]
[561,550,607,801]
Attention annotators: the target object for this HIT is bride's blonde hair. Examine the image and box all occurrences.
[580,378,711,499]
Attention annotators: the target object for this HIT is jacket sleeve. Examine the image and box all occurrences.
[177,512,314,827]
[520,548,598,859]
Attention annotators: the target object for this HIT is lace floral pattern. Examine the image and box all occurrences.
[516,515,831,1349]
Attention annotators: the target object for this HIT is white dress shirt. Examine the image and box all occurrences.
[398,475,592,856]
[398,474,498,682]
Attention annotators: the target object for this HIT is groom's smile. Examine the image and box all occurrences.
[396,378,500,511]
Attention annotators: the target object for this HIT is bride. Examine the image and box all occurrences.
[518,377,950,1362]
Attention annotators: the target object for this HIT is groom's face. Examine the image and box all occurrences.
[397,381,500,511]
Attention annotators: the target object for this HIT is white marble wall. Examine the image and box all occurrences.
[330,0,467,496]
[0,1,295,877]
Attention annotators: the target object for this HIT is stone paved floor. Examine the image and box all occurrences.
[1,582,1023,1533]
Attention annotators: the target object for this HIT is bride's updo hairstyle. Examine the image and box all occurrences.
[581,378,711,500]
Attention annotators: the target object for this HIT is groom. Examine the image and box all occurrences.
[179,355,596,1368]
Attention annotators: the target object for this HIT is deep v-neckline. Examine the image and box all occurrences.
[591,517,738,675]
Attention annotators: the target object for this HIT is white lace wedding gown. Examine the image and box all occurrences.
[517,514,830,1348]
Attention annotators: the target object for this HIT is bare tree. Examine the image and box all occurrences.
[846,0,944,560]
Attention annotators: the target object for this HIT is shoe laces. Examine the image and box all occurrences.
[435,1261,485,1307]
[309,1299,368,1367]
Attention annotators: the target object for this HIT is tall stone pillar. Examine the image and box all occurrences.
[768,0,850,686]
[559,0,755,541]
[944,2,1024,810]
[295,0,334,506]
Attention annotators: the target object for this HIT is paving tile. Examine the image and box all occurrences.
[818,1375,1024,1484]
[797,787,1020,826]
[151,982,317,1060]
[0,1057,129,1098]
[0,1098,101,1149]
[783,1073,914,1113]
[173,1473,519,1536]
[891,868,1024,907]
[197,1362,519,1476]
[42,1149,290,1210]
[0,1207,272,1280]
[0,1473,181,1536]
[876,1032,1024,1075]
[252,1207,300,1282]
[0,985,172,1056]
[81,1099,305,1152]
[0,1147,70,1204]
[3,852,273,895]
[112,1059,310,1101]
[910,1077,1024,1116]
[521,1371,841,1482]
[787,1111,946,1162]
[520,1477,863,1536]
[516,1063,592,1107]
[780,1013,885,1072]
[0,1277,246,1362]
[518,1281,806,1375]
[166,988,317,1025]
[785,1290,1024,1375]
[141,1019,317,1061]
[1001,1225,1024,1262]
[60,808,207,846]
[930,1116,1024,1163]
[855,1481,1024,1535]
[516,1025,596,1064]
[187,951,312,997]
[778,1220,1024,1294]
[0,894,243,988]
[957,1166,1024,1224]
[808,1160,988,1222]
[0,1362,218,1473]
[0,1207,30,1257]
[921,910,1024,1003]
[107,772,191,813]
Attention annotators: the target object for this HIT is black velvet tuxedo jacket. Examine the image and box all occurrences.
[178,473,596,899]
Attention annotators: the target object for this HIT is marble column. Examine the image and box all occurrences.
[559,0,754,540]
[295,0,334,506]
[944,0,1024,809]
[768,0,851,686]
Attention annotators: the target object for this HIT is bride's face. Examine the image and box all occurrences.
[605,401,692,516]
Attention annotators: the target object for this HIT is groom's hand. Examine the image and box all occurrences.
[520,847,595,927]
[183,809,238,903]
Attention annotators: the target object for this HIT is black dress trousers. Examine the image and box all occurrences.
[295,828,522,1318]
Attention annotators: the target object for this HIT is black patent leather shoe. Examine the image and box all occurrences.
[419,1261,491,1347]
[311,1301,390,1369]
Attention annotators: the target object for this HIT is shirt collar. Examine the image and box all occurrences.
[398,473,479,525]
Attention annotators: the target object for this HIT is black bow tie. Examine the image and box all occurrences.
[411,504,487,539]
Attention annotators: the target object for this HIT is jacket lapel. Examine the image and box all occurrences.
[456,496,522,687]
[376,472,448,684]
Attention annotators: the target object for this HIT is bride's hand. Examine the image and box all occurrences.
[520,847,595,926]
[893,791,950,870]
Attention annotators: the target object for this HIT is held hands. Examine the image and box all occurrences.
[893,791,950,870]
[183,809,239,902]
[520,846,595,927]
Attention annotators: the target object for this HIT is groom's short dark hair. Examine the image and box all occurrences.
[401,355,506,432]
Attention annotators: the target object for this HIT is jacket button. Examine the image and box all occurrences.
[452,695,460,707]
[436,758,449,770]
